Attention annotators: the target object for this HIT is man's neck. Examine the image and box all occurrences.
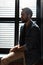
[25,20,30,28]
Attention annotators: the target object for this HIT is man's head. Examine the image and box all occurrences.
[21,7,33,23]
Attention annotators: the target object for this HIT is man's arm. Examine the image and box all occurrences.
[25,27,40,50]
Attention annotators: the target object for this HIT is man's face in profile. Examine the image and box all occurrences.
[21,10,29,23]
[21,10,31,23]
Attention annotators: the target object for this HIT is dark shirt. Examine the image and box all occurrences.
[19,21,41,65]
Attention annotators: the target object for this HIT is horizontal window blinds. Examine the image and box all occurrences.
[0,7,15,17]
[0,0,15,17]
[0,23,15,48]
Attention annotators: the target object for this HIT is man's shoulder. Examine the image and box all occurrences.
[31,21,40,30]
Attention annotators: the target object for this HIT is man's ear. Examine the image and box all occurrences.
[28,14,31,18]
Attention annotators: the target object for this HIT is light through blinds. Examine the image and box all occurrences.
[19,0,36,18]
[0,0,15,17]
[0,23,15,48]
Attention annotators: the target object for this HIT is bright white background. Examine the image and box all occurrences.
[19,0,36,18]
[0,0,15,17]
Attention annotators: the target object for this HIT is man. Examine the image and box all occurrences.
[1,7,41,65]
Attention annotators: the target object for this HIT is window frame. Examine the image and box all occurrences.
[0,0,41,54]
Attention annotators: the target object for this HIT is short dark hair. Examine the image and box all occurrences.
[22,7,33,17]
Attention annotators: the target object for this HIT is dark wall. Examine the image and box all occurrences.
[41,0,43,59]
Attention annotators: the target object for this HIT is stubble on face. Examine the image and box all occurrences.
[21,11,29,23]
